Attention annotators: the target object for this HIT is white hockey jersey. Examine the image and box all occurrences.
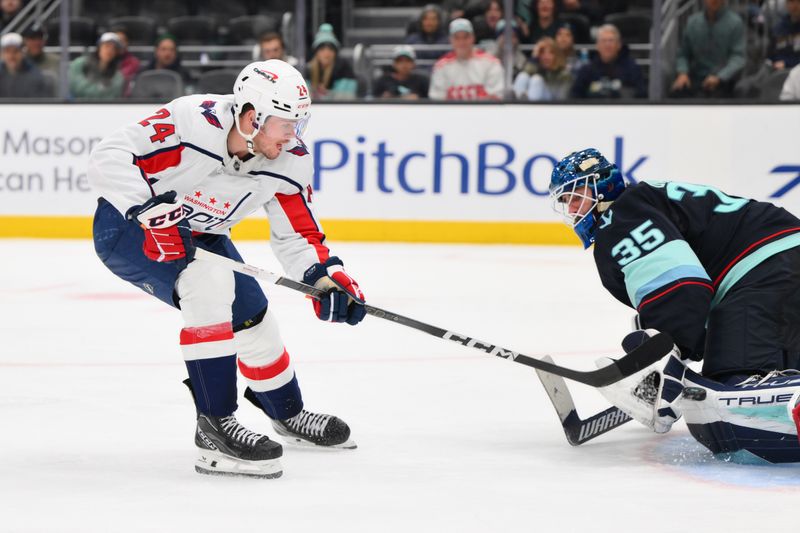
[88,94,330,281]
[428,49,505,101]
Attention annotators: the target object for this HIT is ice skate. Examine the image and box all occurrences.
[271,410,357,449]
[195,413,284,478]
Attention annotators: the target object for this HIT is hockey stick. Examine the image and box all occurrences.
[194,248,674,387]
[535,356,632,445]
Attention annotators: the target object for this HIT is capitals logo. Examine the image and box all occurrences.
[253,67,278,83]
[199,100,222,129]
[288,138,309,157]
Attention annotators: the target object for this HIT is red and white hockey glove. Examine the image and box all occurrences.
[127,191,195,266]
[303,257,366,325]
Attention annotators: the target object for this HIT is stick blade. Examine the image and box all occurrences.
[537,357,634,446]
[536,358,584,446]
[535,356,576,425]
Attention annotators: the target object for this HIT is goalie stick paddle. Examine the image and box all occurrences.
[535,356,632,445]
[194,248,674,387]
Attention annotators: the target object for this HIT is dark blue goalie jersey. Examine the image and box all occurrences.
[593,181,800,359]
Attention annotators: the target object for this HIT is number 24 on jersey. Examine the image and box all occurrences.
[139,108,176,144]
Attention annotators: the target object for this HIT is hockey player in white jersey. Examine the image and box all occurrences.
[88,60,366,478]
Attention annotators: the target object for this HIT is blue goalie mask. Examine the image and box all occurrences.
[549,148,625,248]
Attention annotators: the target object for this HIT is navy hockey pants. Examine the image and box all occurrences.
[92,197,268,325]
[704,246,800,379]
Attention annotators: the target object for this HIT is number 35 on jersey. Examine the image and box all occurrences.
[611,219,666,266]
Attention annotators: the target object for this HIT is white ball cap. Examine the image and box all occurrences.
[0,32,23,49]
[392,44,416,61]
[449,18,474,35]
[97,32,122,48]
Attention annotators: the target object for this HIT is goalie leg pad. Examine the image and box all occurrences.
[681,369,800,463]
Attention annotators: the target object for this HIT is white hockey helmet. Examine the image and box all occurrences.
[232,59,311,154]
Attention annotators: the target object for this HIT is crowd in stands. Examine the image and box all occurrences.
[1,0,799,101]
[0,0,23,31]
[306,23,359,100]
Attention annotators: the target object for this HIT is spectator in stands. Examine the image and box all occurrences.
[780,62,800,99]
[429,18,504,100]
[0,32,49,98]
[373,45,429,99]
[22,26,58,79]
[570,23,646,99]
[519,0,597,24]
[554,21,586,74]
[306,23,358,100]
[516,0,535,27]
[112,27,141,97]
[513,36,572,100]
[769,0,800,70]
[257,32,299,67]
[69,32,124,99]
[493,19,527,77]
[559,0,601,25]
[0,0,23,33]
[671,0,745,98]
[455,1,488,22]
[520,0,626,31]
[472,0,504,46]
[528,0,560,44]
[443,0,469,21]
[141,35,190,86]
[405,4,449,61]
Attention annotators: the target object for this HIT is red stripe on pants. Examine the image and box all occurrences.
[237,350,291,380]
[180,322,234,345]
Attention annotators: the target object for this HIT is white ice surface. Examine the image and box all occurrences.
[1,240,797,533]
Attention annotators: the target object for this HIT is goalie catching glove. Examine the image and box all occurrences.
[126,190,195,266]
[596,329,687,434]
[303,257,366,325]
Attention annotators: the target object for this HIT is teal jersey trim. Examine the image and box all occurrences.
[712,233,800,308]
[621,240,711,308]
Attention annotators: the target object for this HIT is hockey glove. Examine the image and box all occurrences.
[597,329,687,434]
[303,257,366,325]
[127,191,195,266]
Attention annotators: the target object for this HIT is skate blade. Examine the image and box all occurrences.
[278,435,358,450]
[195,449,283,479]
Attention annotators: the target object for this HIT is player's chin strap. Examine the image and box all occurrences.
[234,115,258,156]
